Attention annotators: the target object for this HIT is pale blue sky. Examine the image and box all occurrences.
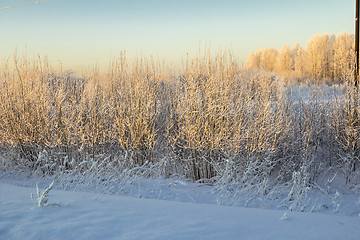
[0,0,356,70]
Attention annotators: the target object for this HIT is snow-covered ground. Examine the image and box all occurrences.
[1,178,359,240]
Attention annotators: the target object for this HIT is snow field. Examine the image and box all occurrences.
[1,181,359,240]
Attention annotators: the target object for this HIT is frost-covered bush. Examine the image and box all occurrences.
[0,50,359,212]
[31,180,60,207]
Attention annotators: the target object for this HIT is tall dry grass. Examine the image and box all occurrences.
[0,50,359,187]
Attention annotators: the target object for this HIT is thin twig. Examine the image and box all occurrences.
[0,0,53,10]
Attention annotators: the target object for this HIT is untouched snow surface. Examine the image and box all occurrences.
[1,180,360,240]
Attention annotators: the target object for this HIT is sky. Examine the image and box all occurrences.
[0,0,356,70]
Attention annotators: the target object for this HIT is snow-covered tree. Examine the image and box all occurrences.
[246,51,261,70]
[333,32,355,81]
[275,44,293,77]
[306,33,334,82]
[293,43,307,78]
[259,47,278,72]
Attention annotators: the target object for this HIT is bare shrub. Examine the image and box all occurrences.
[0,50,359,210]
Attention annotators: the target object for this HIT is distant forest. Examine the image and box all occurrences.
[246,32,355,83]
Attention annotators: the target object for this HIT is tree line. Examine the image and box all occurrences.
[246,32,355,83]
